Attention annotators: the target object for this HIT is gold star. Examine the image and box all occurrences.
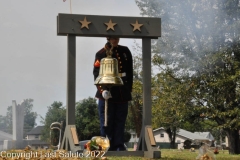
[104,19,117,31]
[131,20,143,32]
[79,17,91,29]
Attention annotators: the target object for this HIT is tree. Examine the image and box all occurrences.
[23,99,38,138]
[136,0,240,154]
[0,115,7,132]
[3,106,12,134]
[75,97,100,140]
[1,99,37,138]
[40,101,66,144]
[126,42,144,137]
[127,80,143,137]
[151,72,193,148]
[191,48,240,154]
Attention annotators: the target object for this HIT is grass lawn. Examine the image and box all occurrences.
[1,149,239,160]
[158,149,240,160]
[94,149,240,160]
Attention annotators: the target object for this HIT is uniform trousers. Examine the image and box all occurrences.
[98,99,128,151]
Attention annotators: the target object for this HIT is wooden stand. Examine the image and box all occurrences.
[57,14,161,158]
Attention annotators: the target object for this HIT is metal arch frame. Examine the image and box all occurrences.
[57,13,161,158]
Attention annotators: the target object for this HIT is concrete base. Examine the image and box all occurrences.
[60,125,81,152]
[137,125,161,159]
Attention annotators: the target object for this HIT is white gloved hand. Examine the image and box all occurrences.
[102,90,112,100]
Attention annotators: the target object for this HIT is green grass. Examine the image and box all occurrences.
[91,149,240,160]
[2,149,240,160]
[158,149,240,160]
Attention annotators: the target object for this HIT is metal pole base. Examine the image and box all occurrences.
[60,125,81,152]
[137,125,161,159]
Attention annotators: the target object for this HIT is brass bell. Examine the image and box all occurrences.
[94,57,123,87]
[94,43,123,87]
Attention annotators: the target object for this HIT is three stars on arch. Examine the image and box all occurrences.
[78,17,144,32]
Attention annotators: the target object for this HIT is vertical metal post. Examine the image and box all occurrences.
[66,34,76,125]
[142,38,152,150]
[61,35,81,152]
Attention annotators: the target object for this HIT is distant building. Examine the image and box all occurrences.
[26,126,44,140]
[128,127,214,149]
[26,126,49,149]
[0,130,13,150]
[194,132,215,141]
[153,127,214,149]
[129,129,139,143]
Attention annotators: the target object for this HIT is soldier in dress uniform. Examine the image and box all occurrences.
[93,37,133,151]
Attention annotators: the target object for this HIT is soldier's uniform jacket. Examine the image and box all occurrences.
[93,45,133,102]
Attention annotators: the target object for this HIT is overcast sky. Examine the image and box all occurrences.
[0,0,141,125]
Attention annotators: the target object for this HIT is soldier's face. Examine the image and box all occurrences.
[109,38,120,47]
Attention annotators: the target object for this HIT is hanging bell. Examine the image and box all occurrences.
[94,57,123,87]
[94,43,123,87]
[94,43,123,127]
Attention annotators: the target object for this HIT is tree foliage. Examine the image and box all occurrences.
[23,99,38,138]
[75,97,100,140]
[127,42,143,137]
[152,72,193,148]
[1,106,13,134]
[136,0,240,154]
[40,101,66,143]
[0,115,8,132]
[0,99,37,138]
[128,79,143,137]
